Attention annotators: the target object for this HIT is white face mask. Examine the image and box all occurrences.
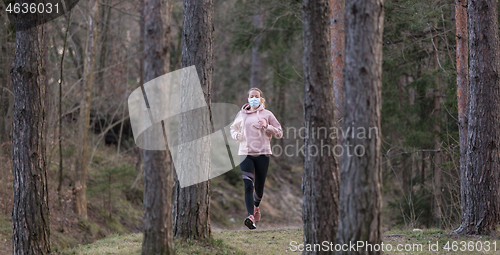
[248,97,260,108]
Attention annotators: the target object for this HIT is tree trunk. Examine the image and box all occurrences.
[68,22,84,81]
[452,0,469,234]
[0,12,14,150]
[173,0,214,240]
[453,0,500,235]
[58,12,72,197]
[73,0,100,220]
[330,0,344,122]
[141,149,174,254]
[140,0,174,252]
[273,80,285,149]
[11,17,51,254]
[401,154,410,195]
[301,0,339,253]
[420,151,425,190]
[0,23,7,147]
[95,0,112,94]
[330,0,345,165]
[336,0,384,252]
[432,32,443,228]
[250,6,263,88]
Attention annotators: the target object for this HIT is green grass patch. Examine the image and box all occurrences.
[61,232,244,255]
[61,233,142,255]
[383,228,500,254]
[213,228,303,254]
[61,228,303,255]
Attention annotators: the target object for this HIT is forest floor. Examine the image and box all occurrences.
[0,126,303,254]
[59,227,500,255]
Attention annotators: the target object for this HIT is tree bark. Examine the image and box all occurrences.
[420,151,426,190]
[250,6,263,88]
[10,15,51,254]
[0,10,14,150]
[73,0,100,220]
[58,12,72,197]
[301,0,339,254]
[95,0,112,94]
[173,0,214,240]
[453,0,500,235]
[452,0,469,234]
[330,0,344,122]
[68,22,84,81]
[336,0,384,253]
[330,0,345,166]
[140,0,174,252]
[432,33,443,228]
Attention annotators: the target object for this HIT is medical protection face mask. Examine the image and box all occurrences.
[248,97,261,108]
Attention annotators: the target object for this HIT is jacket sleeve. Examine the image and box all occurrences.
[265,112,283,139]
[230,111,243,140]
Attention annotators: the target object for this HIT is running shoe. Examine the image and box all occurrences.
[244,215,256,229]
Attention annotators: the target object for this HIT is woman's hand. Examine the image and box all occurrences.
[236,133,243,141]
[253,118,268,129]
[258,118,267,128]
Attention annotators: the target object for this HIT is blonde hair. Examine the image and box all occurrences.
[248,87,266,108]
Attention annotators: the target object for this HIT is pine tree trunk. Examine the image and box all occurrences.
[250,6,263,88]
[432,33,443,228]
[0,14,14,150]
[330,0,344,121]
[173,0,213,240]
[330,0,345,165]
[11,19,51,254]
[452,0,469,234]
[336,0,384,252]
[74,0,100,220]
[453,0,500,235]
[301,0,339,253]
[0,25,6,146]
[140,0,174,252]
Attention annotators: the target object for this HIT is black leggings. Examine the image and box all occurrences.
[240,154,270,216]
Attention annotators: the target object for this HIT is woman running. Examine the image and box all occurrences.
[230,87,283,229]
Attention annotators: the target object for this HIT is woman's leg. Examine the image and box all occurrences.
[253,154,270,207]
[239,155,255,216]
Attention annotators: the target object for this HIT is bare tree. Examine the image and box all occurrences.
[301,0,339,254]
[453,0,500,235]
[451,0,469,234]
[11,14,50,255]
[336,0,384,253]
[73,0,100,220]
[140,0,175,252]
[173,0,214,240]
[250,4,263,88]
[432,31,443,228]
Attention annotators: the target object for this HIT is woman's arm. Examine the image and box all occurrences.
[230,112,243,140]
[265,113,283,139]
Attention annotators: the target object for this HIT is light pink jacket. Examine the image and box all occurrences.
[230,103,283,155]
